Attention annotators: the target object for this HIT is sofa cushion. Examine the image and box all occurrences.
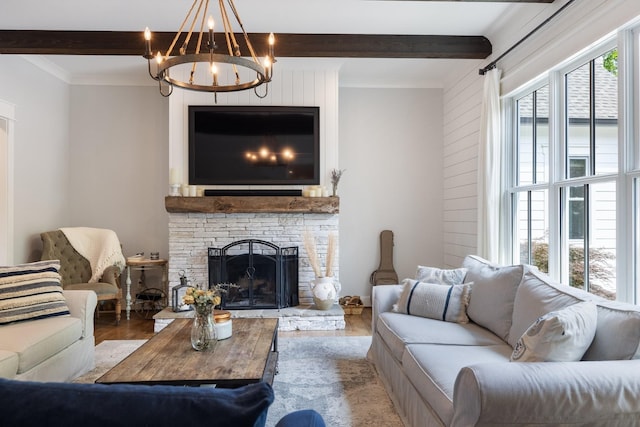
[0,260,70,325]
[377,312,506,362]
[394,279,470,323]
[583,299,640,360]
[511,301,598,362]
[415,265,467,285]
[403,343,513,426]
[0,316,82,373]
[0,378,274,427]
[508,269,586,348]
[0,350,18,378]
[463,255,524,342]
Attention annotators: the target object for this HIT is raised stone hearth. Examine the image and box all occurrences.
[153,305,346,333]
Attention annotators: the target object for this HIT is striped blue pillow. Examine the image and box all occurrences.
[0,260,70,325]
[394,278,471,323]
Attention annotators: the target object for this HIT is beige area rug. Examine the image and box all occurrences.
[74,337,403,427]
[74,339,147,384]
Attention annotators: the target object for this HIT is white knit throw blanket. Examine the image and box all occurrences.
[59,227,125,283]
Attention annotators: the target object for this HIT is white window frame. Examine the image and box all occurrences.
[505,29,640,302]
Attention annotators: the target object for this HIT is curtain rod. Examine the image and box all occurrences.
[479,0,576,75]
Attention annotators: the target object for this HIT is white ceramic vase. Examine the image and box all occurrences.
[311,277,339,310]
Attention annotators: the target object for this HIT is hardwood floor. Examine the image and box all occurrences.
[94,308,372,345]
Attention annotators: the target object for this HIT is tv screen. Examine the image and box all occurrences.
[188,105,320,185]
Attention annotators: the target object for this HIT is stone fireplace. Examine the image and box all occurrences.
[165,196,340,310]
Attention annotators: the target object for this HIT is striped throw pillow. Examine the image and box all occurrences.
[394,278,471,323]
[0,260,70,325]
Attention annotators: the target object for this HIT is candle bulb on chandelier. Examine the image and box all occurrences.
[144,27,152,57]
[268,33,275,56]
[211,63,218,86]
[208,16,215,50]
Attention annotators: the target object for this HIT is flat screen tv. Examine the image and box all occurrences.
[188,105,320,185]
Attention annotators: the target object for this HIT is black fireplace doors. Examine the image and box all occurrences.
[208,239,298,309]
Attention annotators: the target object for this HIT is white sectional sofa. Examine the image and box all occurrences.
[368,255,640,426]
[0,260,97,382]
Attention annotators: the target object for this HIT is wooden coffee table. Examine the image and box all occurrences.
[96,317,278,388]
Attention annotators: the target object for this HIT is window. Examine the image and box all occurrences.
[514,85,549,272]
[565,53,618,177]
[568,158,587,240]
[509,46,620,301]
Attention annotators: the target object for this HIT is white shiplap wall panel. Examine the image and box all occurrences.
[443,209,476,223]
[444,117,481,146]
[444,170,477,190]
[442,64,484,267]
[443,141,477,171]
[443,193,477,212]
[443,184,477,202]
[443,94,482,137]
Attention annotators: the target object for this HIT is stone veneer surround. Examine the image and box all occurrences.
[168,212,339,307]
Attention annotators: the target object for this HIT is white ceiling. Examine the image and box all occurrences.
[1,0,550,88]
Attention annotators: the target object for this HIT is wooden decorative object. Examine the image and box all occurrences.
[165,196,339,214]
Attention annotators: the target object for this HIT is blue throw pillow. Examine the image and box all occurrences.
[0,378,273,427]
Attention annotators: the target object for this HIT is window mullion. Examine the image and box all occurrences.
[533,91,538,184]
[548,70,562,279]
[584,183,590,292]
[590,59,597,176]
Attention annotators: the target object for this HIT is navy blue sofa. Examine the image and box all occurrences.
[0,378,324,427]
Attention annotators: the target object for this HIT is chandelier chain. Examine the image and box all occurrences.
[227,0,258,62]
[165,0,199,59]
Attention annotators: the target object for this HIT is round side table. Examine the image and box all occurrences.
[125,257,168,321]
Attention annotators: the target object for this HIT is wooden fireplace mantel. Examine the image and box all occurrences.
[165,196,340,214]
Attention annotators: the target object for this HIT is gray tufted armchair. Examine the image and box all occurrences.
[40,230,123,325]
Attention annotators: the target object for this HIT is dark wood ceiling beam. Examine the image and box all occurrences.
[0,30,491,59]
[381,0,553,2]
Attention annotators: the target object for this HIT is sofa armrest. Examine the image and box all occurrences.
[0,378,275,427]
[63,290,97,339]
[452,360,640,426]
[371,284,402,334]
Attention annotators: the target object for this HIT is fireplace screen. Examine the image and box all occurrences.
[208,239,298,309]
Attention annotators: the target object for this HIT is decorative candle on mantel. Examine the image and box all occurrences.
[170,168,180,185]
[169,168,181,196]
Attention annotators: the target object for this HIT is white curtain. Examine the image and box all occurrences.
[477,68,503,263]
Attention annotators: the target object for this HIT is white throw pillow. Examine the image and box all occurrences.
[463,255,524,342]
[394,278,471,323]
[511,301,598,362]
[415,265,467,285]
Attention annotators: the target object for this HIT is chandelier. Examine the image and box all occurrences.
[143,0,275,99]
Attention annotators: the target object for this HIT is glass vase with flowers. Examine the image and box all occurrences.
[182,287,221,351]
